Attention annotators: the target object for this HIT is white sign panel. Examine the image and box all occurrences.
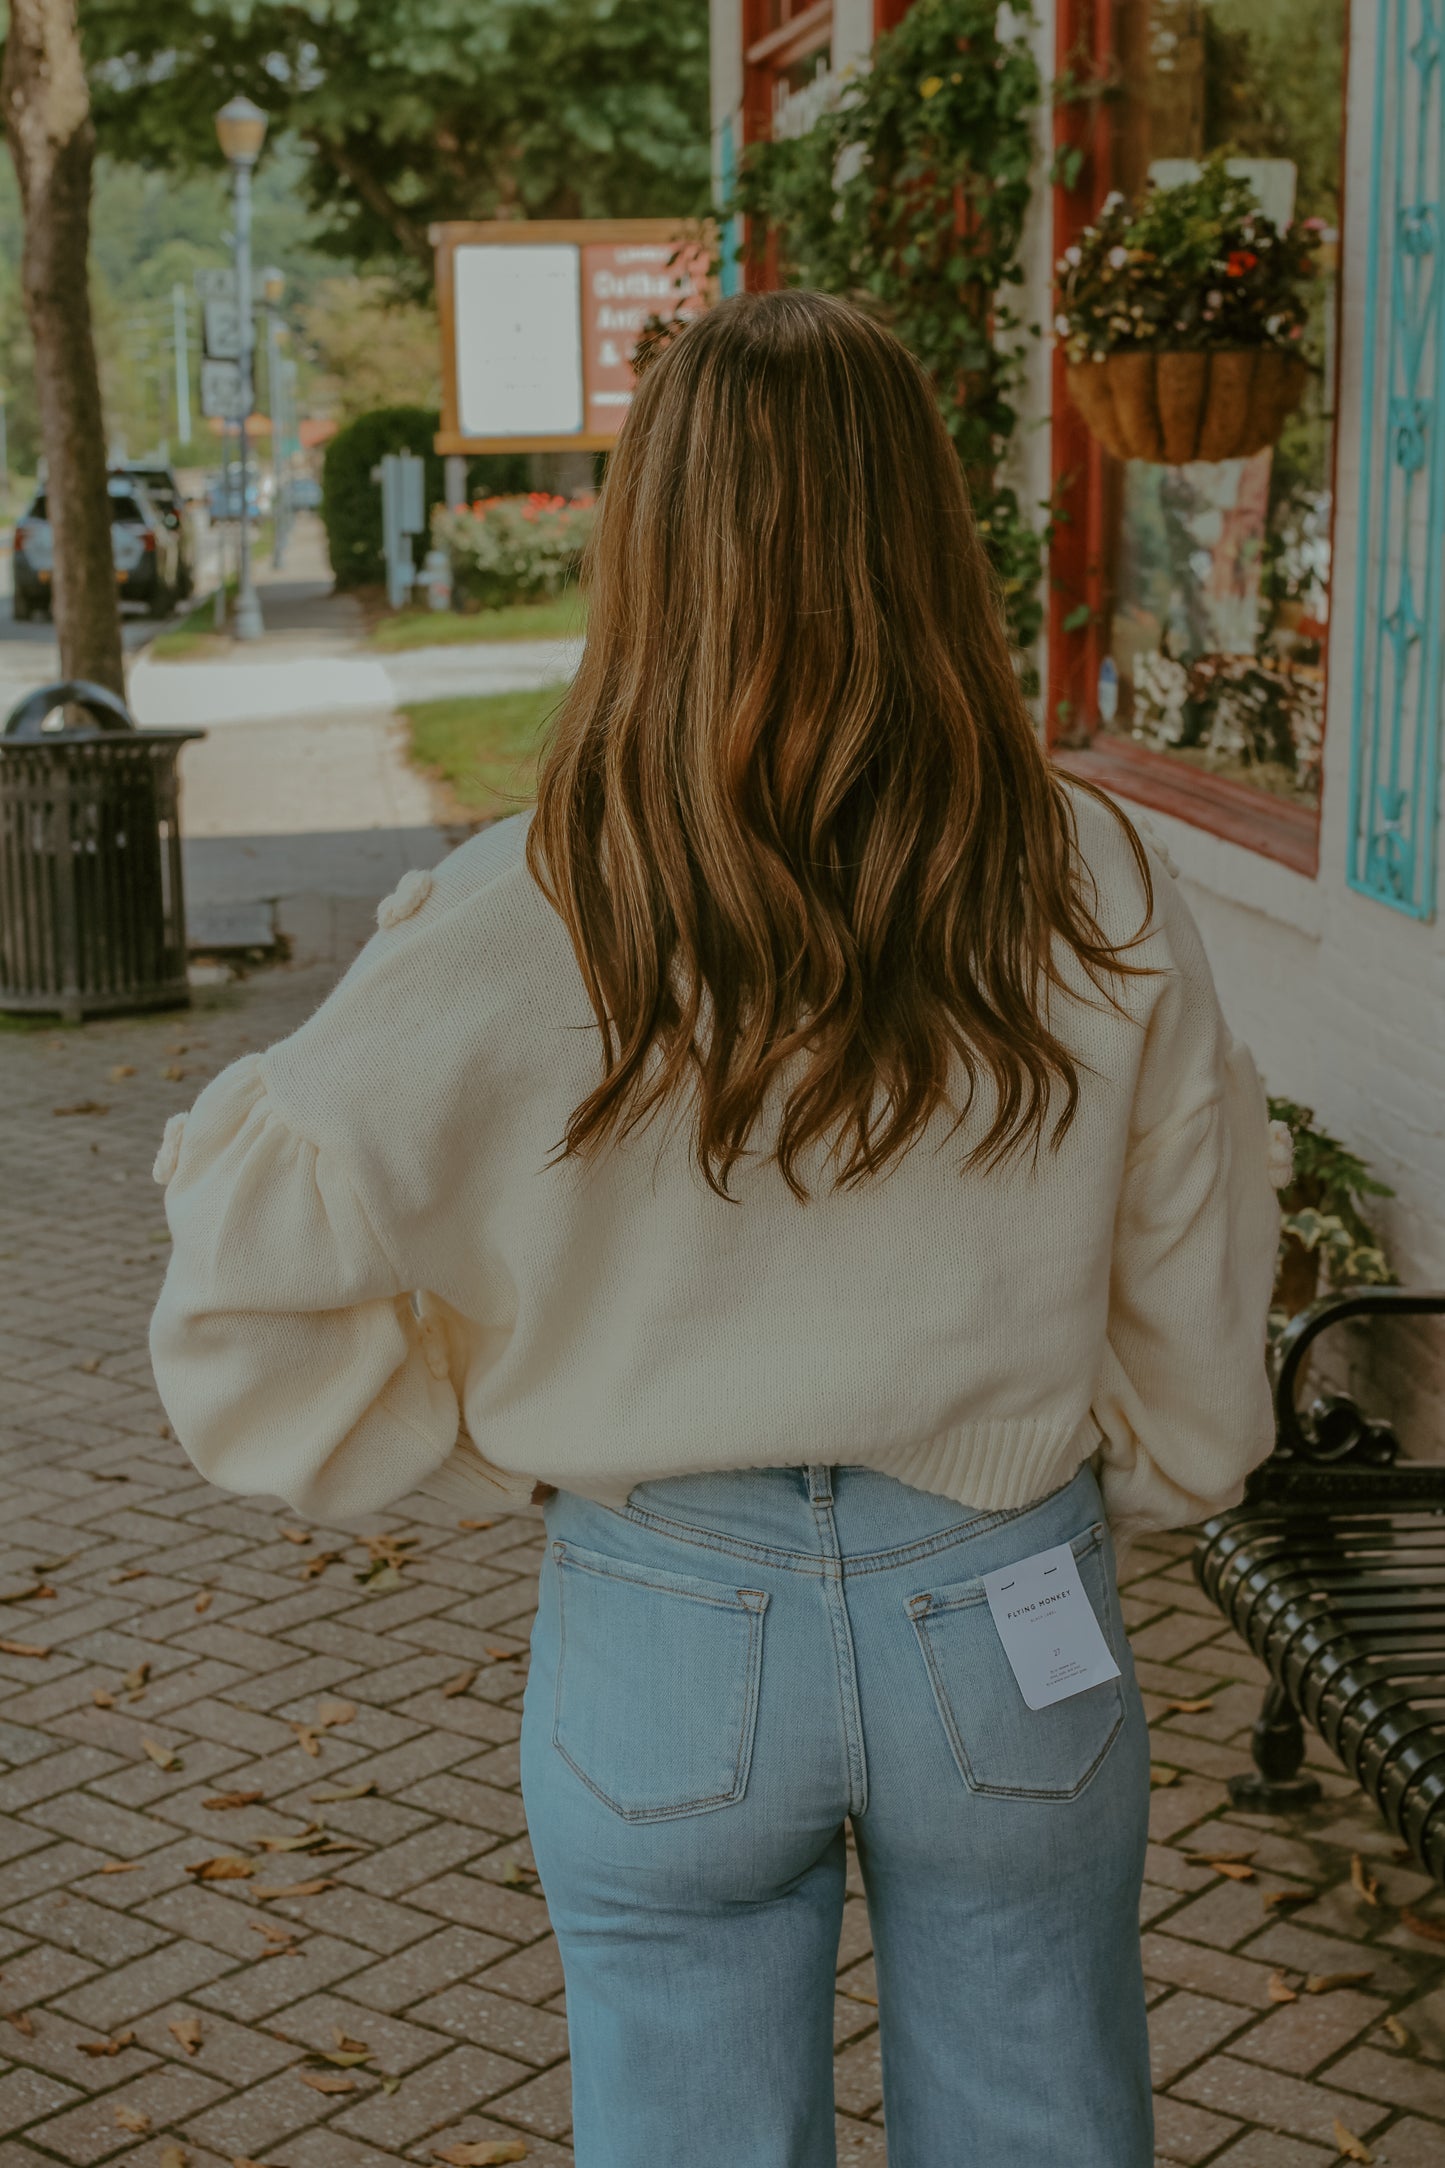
[203,298,243,362]
[454,244,584,438]
[195,267,237,302]
[199,357,244,422]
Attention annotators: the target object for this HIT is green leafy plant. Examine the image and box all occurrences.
[433,493,597,611]
[1267,1096,1395,1339]
[725,0,1046,650]
[1056,156,1319,366]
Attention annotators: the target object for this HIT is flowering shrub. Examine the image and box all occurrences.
[1055,158,1319,366]
[432,492,597,610]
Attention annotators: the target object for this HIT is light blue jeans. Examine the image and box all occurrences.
[519,1459,1152,2167]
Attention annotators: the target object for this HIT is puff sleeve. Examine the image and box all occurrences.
[148,1051,519,1523]
[1089,854,1281,1569]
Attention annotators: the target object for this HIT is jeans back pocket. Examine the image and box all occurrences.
[906,1520,1126,1800]
[550,1538,769,1822]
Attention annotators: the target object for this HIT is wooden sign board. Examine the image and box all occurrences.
[431,218,711,455]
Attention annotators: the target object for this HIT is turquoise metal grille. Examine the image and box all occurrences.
[1349,0,1445,918]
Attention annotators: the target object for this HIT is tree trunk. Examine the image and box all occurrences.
[2,0,124,699]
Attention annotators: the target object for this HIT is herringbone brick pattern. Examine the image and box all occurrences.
[2,951,1443,2168]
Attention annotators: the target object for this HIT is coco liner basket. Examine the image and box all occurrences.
[1066,347,1308,465]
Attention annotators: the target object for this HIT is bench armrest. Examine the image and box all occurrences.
[1272,1285,1445,1467]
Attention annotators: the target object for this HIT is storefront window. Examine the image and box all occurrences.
[1090,0,1346,808]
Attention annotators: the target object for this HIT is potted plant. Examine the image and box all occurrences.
[1056,158,1319,465]
[1266,1097,1395,1344]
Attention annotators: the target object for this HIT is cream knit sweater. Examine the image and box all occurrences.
[148,788,1281,1566]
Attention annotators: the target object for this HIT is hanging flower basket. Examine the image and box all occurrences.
[1055,158,1320,467]
[1065,347,1309,465]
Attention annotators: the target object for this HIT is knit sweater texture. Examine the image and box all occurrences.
[148,788,1281,1566]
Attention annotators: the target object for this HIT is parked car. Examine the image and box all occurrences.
[206,470,262,523]
[112,462,194,598]
[12,475,184,621]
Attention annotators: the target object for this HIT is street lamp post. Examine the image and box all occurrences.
[262,266,288,570]
[215,94,268,642]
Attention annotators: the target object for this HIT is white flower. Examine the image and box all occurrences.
[376,866,434,930]
[1054,312,1071,335]
[152,1110,187,1187]
[1266,1119,1295,1192]
[1102,190,1124,212]
[1063,245,1082,267]
[1108,246,1129,268]
[1207,291,1223,307]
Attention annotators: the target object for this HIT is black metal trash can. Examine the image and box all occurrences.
[0,680,206,1021]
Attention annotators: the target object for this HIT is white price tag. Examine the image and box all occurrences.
[982,1541,1122,1711]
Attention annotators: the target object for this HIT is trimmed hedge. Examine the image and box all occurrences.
[320,406,530,590]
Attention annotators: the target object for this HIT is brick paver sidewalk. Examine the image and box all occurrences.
[2,951,1443,2168]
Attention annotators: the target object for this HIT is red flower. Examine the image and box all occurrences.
[1226,249,1258,277]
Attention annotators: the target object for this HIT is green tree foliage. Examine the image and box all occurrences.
[81,0,711,287]
[728,0,1046,651]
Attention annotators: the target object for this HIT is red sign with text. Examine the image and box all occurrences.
[581,241,709,437]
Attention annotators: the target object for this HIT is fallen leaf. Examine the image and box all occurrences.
[0,1639,50,1659]
[432,2142,529,2166]
[309,1781,375,1803]
[0,1583,51,1602]
[252,1877,338,1900]
[1183,1848,1256,1866]
[313,2049,372,2069]
[108,1064,137,1081]
[458,1518,497,1530]
[1350,1853,1382,1907]
[194,1592,213,1614]
[93,1689,115,1708]
[4,2008,35,2036]
[162,1064,187,1082]
[1160,1697,1215,1715]
[251,1920,297,1945]
[300,1552,342,1580]
[358,1563,402,1591]
[110,1569,148,1584]
[484,1644,523,1662]
[159,2148,188,2168]
[315,1698,356,1729]
[333,2028,370,2053]
[290,1725,320,1758]
[53,1100,109,1116]
[78,1355,102,1374]
[1381,2014,1415,2050]
[441,1669,476,1698]
[124,1662,151,1693]
[99,1861,143,1876]
[1209,1861,1256,1882]
[1332,2119,1373,2164]
[187,1857,253,1881]
[1262,1886,1315,1911]
[278,1528,312,1546]
[204,1789,263,1811]
[498,1861,536,1887]
[1401,1907,1445,1944]
[142,1739,182,1771]
[1304,1969,1374,1994]
[298,2069,354,2095]
[169,2016,203,2055]
[376,2073,402,2094]
[1148,1765,1179,1787]
[114,2107,150,2134]
[78,2029,135,2056]
[1267,1969,1298,2004]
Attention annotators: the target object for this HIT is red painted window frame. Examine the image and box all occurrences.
[1046,0,1331,879]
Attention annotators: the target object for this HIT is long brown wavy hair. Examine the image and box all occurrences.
[526,289,1153,1201]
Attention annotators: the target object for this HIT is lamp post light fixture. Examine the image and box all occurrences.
[215,94,268,640]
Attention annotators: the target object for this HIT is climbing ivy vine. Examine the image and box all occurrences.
[726,0,1046,650]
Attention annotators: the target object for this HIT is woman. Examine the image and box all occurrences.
[150,290,1282,2167]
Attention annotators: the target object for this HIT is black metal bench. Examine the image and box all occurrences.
[1193,1287,1445,1884]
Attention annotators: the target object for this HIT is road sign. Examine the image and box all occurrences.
[200,357,245,422]
[194,266,237,302]
[203,297,244,362]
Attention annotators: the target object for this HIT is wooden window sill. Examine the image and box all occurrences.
[1052,739,1320,878]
